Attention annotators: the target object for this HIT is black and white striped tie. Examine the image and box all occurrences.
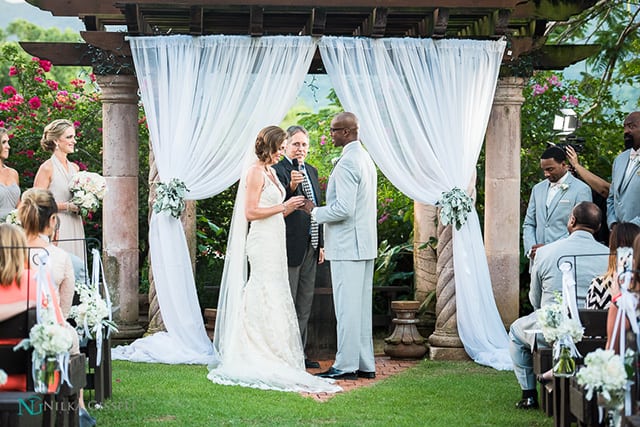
[300,167,319,249]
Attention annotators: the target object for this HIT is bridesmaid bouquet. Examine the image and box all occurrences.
[69,171,107,217]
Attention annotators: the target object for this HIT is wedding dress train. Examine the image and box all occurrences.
[207,169,341,393]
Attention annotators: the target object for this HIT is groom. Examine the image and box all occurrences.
[302,112,378,380]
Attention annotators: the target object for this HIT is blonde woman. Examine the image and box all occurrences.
[33,119,85,259]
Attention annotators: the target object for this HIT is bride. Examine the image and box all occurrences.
[207,126,341,393]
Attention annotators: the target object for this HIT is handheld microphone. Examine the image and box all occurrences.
[291,158,303,196]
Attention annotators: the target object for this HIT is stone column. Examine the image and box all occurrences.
[98,74,145,340]
[427,219,469,360]
[484,76,525,328]
[413,202,437,303]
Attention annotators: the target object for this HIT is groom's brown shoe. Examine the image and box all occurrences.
[316,367,357,380]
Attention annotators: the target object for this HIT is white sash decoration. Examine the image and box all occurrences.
[111,35,317,364]
[559,261,581,327]
[319,37,511,370]
[90,248,112,366]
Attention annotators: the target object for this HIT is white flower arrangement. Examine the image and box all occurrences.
[536,301,584,343]
[153,178,189,219]
[69,282,118,341]
[14,309,74,359]
[0,368,7,386]
[69,171,107,217]
[576,348,630,401]
[4,209,21,226]
[437,187,473,230]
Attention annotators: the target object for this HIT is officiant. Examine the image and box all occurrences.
[273,125,324,369]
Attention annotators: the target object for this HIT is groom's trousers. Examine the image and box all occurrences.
[330,259,375,373]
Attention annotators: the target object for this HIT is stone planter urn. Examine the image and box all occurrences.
[383,300,427,359]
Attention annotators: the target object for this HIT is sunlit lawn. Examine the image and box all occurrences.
[89,359,553,426]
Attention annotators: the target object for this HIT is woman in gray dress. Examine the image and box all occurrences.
[0,128,20,221]
[33,119,85,260]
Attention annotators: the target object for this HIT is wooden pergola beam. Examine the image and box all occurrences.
[190,6,204,35]
[28,0,520,17]
[249,5,264,36]
[308,8,327,36]
[432,8,449,38]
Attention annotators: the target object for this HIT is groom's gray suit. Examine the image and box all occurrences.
[314,140,377,374]
[523,172,592,257]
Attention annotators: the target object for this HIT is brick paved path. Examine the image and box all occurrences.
[301,356,419,402]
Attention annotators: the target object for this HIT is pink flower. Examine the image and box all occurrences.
[70,79,85,89]
[25,150,34,159]
[34,76,44,83]
[89,73,96,82]
[28,96,41,109]
[0,120,4,127]
[568,96,579,107]
[320,135,326,145]
[532,84,548,96]
[378,213,389,224]
[8,66,18,76]
[73,121,81,128]
[3,86,16,96]
[46,80,59,90]
[75,161,87,171]
[547,75,562,88]
[38,59,52,72]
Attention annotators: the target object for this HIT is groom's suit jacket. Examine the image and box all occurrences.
[273,157,323,266]
[523,173,592,256]
[314,141,377,261]
[606,150,640,228]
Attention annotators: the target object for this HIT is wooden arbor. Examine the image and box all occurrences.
[20,0,599,358]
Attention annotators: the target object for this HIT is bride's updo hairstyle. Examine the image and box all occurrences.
[255,126,286,162]
[18,188,58,236]
[41,119,73,153]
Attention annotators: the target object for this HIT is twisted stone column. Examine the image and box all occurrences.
[485,76,525,328]
[427,215,468,360]
[146,144,165,334]
[97,74,144,340]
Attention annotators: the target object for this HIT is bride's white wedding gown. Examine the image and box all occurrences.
[207,170,341,393]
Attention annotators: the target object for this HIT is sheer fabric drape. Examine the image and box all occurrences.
[319,37,512,370]
[111,35,317,364]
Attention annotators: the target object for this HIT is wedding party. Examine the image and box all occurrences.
[1,1,640,426]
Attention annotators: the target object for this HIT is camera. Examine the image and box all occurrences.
[554,134,585,154]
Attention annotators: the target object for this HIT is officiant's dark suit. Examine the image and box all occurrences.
[273,126,323,368]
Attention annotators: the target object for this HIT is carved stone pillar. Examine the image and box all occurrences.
[428,218,470,361]
[98,74,144,340]
[484,76,526,328]
[413,202,437,303]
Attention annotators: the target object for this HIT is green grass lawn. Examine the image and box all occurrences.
[89,360,553,426]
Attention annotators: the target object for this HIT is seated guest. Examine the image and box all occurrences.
[605,233,640,353]
[18,188,75,319]
[0,223,68,390]
[0,223,94,426]
[510,202,608,409]
[585,222,640,309]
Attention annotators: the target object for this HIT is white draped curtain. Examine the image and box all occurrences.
[111,35,317,364]
[319,37,512,370]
